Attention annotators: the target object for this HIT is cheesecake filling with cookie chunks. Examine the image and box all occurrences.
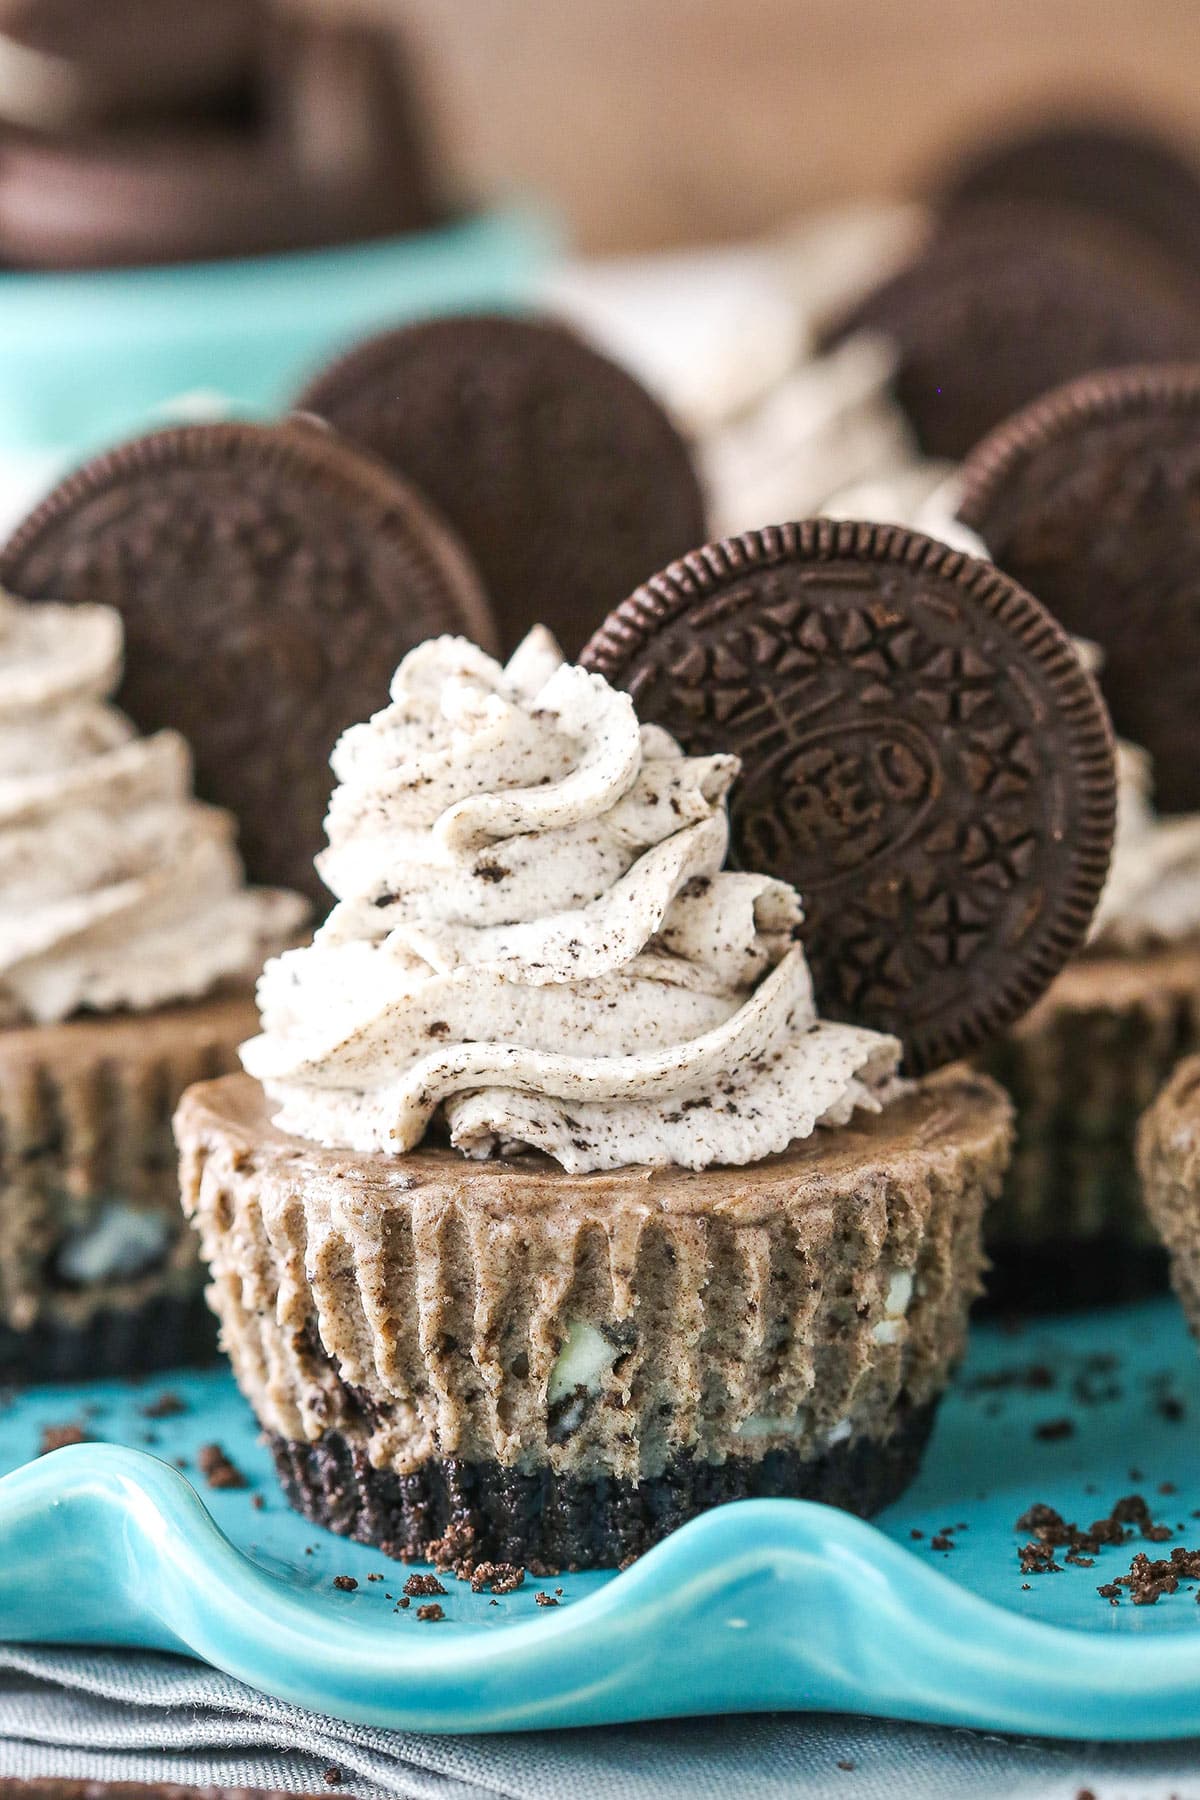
[0,590,307,1026]
[242,627,902,1171]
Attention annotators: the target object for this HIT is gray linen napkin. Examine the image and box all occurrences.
[2,1645,1200,1799]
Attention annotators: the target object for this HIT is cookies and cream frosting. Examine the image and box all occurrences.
[243,628,902,1173]
[0,590,308,1026]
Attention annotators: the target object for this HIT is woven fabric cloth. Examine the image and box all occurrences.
[1,1645,1200,1799]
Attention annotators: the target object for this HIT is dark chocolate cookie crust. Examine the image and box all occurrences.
[0,1290,217,1383]
[958,364,1200,816]
[268,1400,937,1572]
[0,421,493,906]
[582,520,1117,1074]
[821,203,1200,459]
[294,313,707,659]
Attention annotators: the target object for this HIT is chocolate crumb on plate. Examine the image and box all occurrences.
[1034,1418,1076,1442]
[467,1561,526,1595]
[403,1573,447,1598]
[534,1592,558,1607]
[197,1443,247,1490]
[332,1575,357,1592]
[416,1602,444,1623]
[140,1392,187,1419]
[38,1423,90,1455]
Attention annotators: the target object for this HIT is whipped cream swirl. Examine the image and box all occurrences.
[0,591,308,1026]
[243,630,901,1173]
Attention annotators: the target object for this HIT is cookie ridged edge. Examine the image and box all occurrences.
[582,518,1118,1073]
[0,419,498,657]
[958,362,1200,532]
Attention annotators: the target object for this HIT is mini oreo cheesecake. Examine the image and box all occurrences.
[177,522,1114,1570]
[955,366,1200,1300]
[0,590,306,1378]
[0,417,491,1378]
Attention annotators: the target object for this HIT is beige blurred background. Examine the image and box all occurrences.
[329,0,1200,250]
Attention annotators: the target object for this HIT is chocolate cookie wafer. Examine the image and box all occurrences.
[958,364,1200,816]
[294,313,707,659]
[0,10,436,269]
[0,421,494,906]
[0,0,261,130]
[821,204,1200,459]
[583,519,1116,1074]
[937,118,1200,283]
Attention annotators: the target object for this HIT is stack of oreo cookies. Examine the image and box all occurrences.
[0,0,437,268]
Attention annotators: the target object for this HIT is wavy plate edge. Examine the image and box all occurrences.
[0,1444,1197,1738]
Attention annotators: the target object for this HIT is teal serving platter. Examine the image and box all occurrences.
[0,1298,1199,1737]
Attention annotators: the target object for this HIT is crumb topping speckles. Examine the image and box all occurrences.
[243,628,901,1171]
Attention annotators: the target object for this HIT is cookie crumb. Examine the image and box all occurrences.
[323,1769,342,1788]
[140,1392,186,1419]
[836,1760,856,1772]
[332,1575,358,1592]
[416,1602,445,1622]
[197,1442,247,1490]
[39,1422,90,1455]
[404,1572,447,1597]
[534,1592,558,1607]
[251,1493,265,1511]
[1033,1417,1075,1442]
[468,1560,526,1595]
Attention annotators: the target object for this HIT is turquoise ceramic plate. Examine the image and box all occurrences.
[0,1298,1196,1738]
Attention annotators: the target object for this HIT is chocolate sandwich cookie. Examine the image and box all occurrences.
[583,519,1116,1074]
[0,420,494,906]
[938,119,1200,282]
[294,314,708,659]
[0,0,261,130]
[958,364,1200,816]
[820,204,1200,459]
[0,11,436,269]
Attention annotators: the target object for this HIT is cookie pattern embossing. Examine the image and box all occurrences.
[0,423,493,906]
[584,521,1116,1072]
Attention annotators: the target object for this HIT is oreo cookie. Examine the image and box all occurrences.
[938,119,1200,282]
[0,0,261,129]
[582,520,1116,1074]
[821,204,1200,459]
[0,11,436,269]
[958,363,1200,816]
[0,420,494,906]
[294,313,707,659]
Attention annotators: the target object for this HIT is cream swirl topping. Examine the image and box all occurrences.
[243,629,902,1172]
[0,590,308,1026]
